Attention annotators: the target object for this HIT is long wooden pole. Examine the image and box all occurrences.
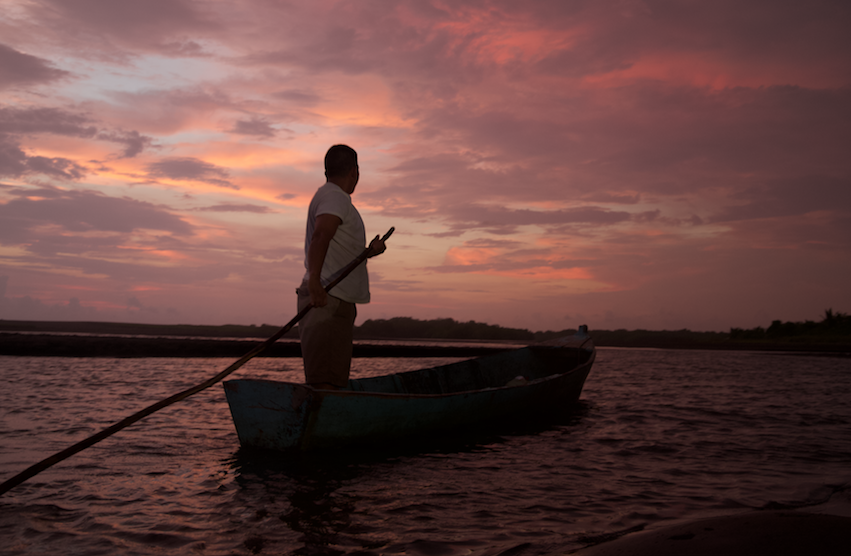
[0,227,394,497]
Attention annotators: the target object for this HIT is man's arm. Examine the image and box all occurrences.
[306,213,342,307]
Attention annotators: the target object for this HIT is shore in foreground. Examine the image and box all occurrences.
[569,510,851,556]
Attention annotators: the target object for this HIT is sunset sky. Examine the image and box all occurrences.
[1,0,850,333]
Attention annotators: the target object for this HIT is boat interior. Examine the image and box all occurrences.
[345,345,593,395]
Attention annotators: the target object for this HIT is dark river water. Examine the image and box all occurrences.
[1,348,850,555]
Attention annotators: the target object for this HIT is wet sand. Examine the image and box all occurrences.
[569,510,851,555]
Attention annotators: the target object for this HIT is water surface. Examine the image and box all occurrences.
[1,348,850,555]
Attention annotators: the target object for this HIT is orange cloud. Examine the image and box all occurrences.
[130,285,163,292]
[57,284,102,292]
[432,4,583,66]
[584,51,846,90]
[313,76,415,129]
[114,245,196,265]
[444,245,499,266]
[180,141,300,169]
[442,244,596,283]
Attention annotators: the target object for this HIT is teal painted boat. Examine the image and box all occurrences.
[223,328,595,451]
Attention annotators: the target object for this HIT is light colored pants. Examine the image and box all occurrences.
[296,284,356,388]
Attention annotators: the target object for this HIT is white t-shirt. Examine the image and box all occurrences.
[303,182,370,303]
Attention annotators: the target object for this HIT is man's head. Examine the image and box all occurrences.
[324,144,359,193]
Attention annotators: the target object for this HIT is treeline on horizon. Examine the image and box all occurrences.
[353,317,726,344]
[354,317,731,345]
[728,309,851,343]
[354,310,851,345]
[1,309,849,346]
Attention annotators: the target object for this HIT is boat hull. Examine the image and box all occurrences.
[224,332,595,451]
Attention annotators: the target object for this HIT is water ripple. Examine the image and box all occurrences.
[1,351,850,554]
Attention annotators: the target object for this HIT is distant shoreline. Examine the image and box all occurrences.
[1,318,849,358]
[0,332,515,358]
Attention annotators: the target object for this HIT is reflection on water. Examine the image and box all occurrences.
[222,403,593,555]
[1,350,850,555]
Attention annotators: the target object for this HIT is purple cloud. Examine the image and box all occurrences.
[194,203,274,213]
[272,88,322,104]
[96,130,155,158]
[228,118,276,138]
[0,136,30,177]
[0,43,70,89]
[33,0,219,53]
[146,157,238,189]
[23,155,87,180]
[0,106,154,158]
[0,135,86,179]
[0,186,193,245]
[710,176,851,223]
[0,106,96,137]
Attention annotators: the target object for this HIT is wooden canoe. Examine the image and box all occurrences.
[223,328,595,451]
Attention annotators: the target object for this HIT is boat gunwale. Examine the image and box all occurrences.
[224,347,595,401]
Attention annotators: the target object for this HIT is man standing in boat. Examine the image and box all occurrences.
[297,144,387,390]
